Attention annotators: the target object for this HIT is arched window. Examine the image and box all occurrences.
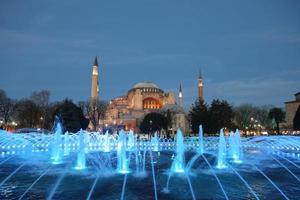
[143,97,162,110]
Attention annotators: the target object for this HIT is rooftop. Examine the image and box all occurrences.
[133,81,160,89]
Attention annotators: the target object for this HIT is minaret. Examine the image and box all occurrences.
[91,56,99,105]
[178,83,183,107]
[198,70,204,101]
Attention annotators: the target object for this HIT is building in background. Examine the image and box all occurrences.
[198,70,204,101]
[282,92,300,130]
[90,56,99,107]
[90,58,203,133]
[103,81,177,131]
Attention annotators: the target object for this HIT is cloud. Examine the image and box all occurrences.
[0,29,98,50]
[105,54,224,71]
[180,77,300,107]
[208,78,299,106]
[222,28,300,44]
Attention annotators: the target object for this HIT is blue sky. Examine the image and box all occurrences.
[0,0,299,108]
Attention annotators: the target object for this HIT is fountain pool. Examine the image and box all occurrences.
[0,127,299,200]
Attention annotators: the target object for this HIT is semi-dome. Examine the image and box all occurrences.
[133,81,160,89]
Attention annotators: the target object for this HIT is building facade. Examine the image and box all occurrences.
[90,56,99,110]
[282,92,300,130]
[89,57,204,134]
[198,70,204,101]
[103,81,178,131]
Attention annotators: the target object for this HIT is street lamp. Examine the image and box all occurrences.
[11,121,18,127]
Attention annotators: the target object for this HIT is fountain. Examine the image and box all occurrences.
[63,132,70,156]
[117,130,130,174]
[75,129,86,170]
[127,130,135,150]
[51,116,63,164]
[103,130,110,152]
[172,129,185,173]
[0,123,300,199]
[151,132,159,152]
[198,125,204,154]
[216,128,227,169]
[229,129,242,163]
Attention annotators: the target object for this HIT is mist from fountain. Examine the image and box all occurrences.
[51,116,63,164]
[1,121,300,199]
[229,129,242,163]
[103,130,110,152]
[63,132,70,156]
[216,128,227,169]
[127,130,135,150]
[172,129,185,173]
[198,125,204,154]
[75,129,86,170]
[151,132,159,152]
[117,130,130,174]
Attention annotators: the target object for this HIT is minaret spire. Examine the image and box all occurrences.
[91,56,99,103]
[197,69,204,101]
[178,83,183,107]
[179,83,182,94]
[199,69,202,79]
[93,56,98,66]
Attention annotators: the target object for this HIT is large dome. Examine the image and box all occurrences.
[133,81,160,89]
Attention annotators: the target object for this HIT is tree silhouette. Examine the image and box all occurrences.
[15,99,41,128]
[189,99,235,135]
[209,99,235,134]
[189,99,209,133]
[268,107,285,134]
[78,100,108,131]
[140,112,168,135]
[54,99,89,133]
[0,89,15,129]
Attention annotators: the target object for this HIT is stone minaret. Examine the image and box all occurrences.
[178,83,183,107]
[91,56,99,104]
[198,70,204,101]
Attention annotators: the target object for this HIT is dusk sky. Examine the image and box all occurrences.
[0,0,299,108]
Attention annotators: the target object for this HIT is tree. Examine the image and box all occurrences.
[30,90,50,107]
[255,105,274,132]
[15,99,42,128]
[234,104,256,131]
[209,99,235,134]
[268,107,285,134]
[140,112,168,135]
[234,104,274,132]
[30,90,51,129]
[189,99,209,133]
[0,89,16,129]
[293,105,300,130]
[54,99,89,133]
[78,100,108,131]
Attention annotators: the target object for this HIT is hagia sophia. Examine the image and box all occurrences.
[89,57,204,133]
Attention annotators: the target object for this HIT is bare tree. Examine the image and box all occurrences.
[0,89,15,129]
[78,101,89,116]
[78,100,108,131]
[15,99,42,128]
[30,90,51,129]
[234,104,256,132]
[30,90,50,107]
[234,104,274,132]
